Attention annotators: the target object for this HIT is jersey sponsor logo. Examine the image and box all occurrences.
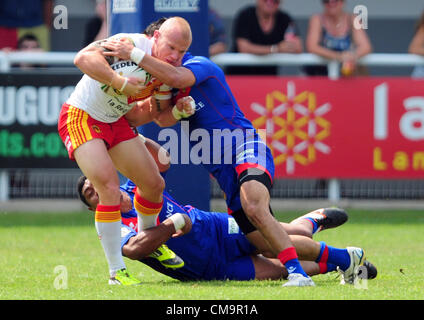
[121,226,132,238]
[287,266,296,273]
[91,125,101,134]
[64,135,72,151]
[165,202,174,218]
[195,101,205,111]
[228,217,239,234]
[111,60,138,71]
[236,148,255,163]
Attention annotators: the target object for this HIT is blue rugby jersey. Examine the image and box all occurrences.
[174,53,275,212]
[119,180,256,281]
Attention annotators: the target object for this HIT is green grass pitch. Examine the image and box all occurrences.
[0,209,423,300]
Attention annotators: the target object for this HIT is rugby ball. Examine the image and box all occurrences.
[100,60,152,97]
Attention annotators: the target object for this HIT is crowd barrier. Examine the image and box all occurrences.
[1,52,424,202]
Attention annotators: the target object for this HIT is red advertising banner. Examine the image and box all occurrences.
[227,76,424,179]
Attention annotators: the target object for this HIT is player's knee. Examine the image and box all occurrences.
[139,174,165,197]
[151,174,165,195]
[97,180,121,201]
[242,200,268,228]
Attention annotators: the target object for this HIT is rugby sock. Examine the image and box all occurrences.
[133,191,163,232]
[303,217,319,234]
[318,262,338,274]
[278,247,309,277]
[95,204,126,276]
[315,241,350,271]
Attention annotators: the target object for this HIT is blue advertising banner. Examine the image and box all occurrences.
[110,0,143,35]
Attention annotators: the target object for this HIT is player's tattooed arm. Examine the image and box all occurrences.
[75,38,144,97]
[89,39,116,65]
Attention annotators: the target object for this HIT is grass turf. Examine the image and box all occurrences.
[0,209,423,300]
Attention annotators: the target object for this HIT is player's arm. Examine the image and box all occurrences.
[125,95,171,127]
[153,95,196,128]
[153,107,179,128]
[74,39,144,96]
[144,136,171,173]
[122,213,192,260]
[350,14,372,59]
[101,39,196,88]
[125,99,155,127]
[138,53,196,88]
[409,25,424,55]
[129,94,196,128]
[125,86,174,127]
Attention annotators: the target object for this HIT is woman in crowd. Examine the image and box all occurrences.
[305,0,372,76]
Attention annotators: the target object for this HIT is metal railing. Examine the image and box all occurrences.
[1,51,424,202]
[211,52,424,79]
[1,51,424,74]
[0,51,77,72]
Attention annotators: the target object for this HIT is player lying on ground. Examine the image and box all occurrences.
[77,137,377,284]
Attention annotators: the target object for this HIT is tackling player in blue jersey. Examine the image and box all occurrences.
[78,137,377,284]
[102,17,355,286]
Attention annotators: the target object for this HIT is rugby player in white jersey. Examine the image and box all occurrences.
[58,17,194,285]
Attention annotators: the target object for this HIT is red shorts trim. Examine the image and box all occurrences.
[57,103,137,160]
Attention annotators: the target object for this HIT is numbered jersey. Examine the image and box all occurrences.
[66,33,172,123]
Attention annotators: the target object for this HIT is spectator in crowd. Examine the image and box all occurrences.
[305,0,372,77]
[409,10,424,78]
[0,0,53,51]
[228,0,303,75]
[209,8,228,57]
[16,33,44,69]
[84,0,108,47]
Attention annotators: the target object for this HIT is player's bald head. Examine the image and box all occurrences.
[159,17,192,44]
[152,16,192,66]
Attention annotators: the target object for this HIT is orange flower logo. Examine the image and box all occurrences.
[251,82,331,174]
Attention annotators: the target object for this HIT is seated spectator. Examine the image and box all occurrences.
[0,0,52,52]
[16,33,44,69]
[305,0,372,77]
[209,8,227,57]
[17,33,43,52]
[228,0,302,75]
[409,11,424,78]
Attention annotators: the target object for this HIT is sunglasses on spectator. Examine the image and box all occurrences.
[262,0,280,4]
[322,0,343,4]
